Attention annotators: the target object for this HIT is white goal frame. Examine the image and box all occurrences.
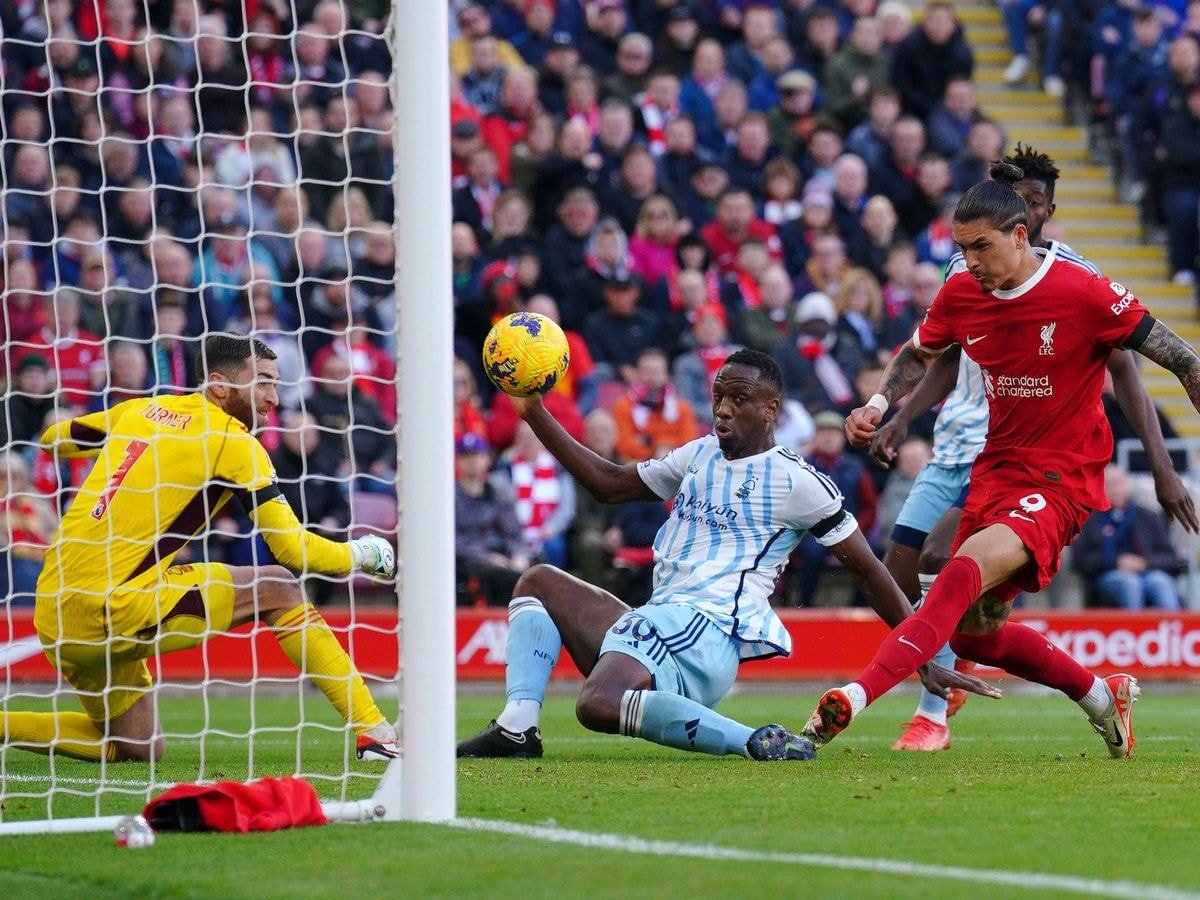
[0,0,455,834]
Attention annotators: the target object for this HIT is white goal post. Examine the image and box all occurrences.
[0,0,454,832]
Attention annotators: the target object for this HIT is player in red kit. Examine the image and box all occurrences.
[801,162,1200,758]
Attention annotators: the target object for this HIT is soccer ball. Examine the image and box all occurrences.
[482,312,571,398]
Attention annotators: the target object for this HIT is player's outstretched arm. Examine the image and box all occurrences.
[39,409,111,459]
[1107,348,1199,532]
[511,395,659,503]
[250,493,394,578]
[846,341,935,448]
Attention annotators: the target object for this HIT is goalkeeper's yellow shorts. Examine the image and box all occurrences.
[35,563,237,721]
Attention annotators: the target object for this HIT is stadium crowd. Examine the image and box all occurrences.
[0,0,1193,609]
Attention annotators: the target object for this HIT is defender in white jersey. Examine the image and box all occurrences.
[870,145,1196,752]
[458,350,996,761]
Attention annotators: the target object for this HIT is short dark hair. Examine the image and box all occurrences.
[953,161,1028,234]
[197,333,277,384]
[723,348,783,395]
[1004,142,1061,202]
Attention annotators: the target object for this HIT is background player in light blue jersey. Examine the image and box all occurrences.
[458,350,997,761]
[870,144,1197,751]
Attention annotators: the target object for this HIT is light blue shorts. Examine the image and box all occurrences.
[893,461,973,539]
[599,603,739,709]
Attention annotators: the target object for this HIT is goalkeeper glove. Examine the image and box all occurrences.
[349,534,396,578]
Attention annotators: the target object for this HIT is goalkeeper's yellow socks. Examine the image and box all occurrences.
[1,710,117,762]
[272,602,386,736]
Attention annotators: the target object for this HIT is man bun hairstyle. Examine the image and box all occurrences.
[953,161,1028,235]
[197,333,277,384]
[723,347,783,395]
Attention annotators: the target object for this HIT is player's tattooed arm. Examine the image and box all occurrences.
[879,342,932,406]
[1134,319,1200,413]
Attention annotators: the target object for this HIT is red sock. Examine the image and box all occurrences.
[857,556,982,703]
[951,621,1094,700]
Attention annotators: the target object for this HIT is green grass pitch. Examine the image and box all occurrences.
[2,687,1199,898]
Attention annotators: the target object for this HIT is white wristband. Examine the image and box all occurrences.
[866,394,889,415]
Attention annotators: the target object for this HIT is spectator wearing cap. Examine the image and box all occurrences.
[453,146,507,246]
[581,0,630,77]
[890,1,973,120]
[846,85,902,174]
[0,355,55,448]
[722,112,777,193]
[563,216,631,324]
[772,291,858,415]
[767,69,819,158]
[611,347,699,462]
[537,31,581,116]
[790,409,880,605]
[655,4,702,74]
[583,270,663,383]
[451,3,528,76]
[680,38,730,130]
[539,187,600,313]
[672,305,741,425]
[679,159,730,230]
[725,4,779,85]
[823,15,891,130]
[699,187,783,274]
[454,431,528,607]
[885,260,941,347]
[605,32,655,103]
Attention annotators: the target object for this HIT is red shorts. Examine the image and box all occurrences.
[953,468,1093,598]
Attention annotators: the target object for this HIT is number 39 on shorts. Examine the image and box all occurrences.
[1009,492,1046,521]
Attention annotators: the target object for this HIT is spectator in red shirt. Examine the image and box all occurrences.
[15,289,106,409]
[310,308,398,425]
[699,187,783,274]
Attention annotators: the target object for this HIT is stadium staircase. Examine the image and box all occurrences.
[958,0,1200,439]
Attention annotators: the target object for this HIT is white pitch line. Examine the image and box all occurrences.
[449,818,1200,900]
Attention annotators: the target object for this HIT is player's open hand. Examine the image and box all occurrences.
[350,534,396,579]
[1153,468,1199,534]
[917,661,1002,701]
[509,394,542,419]
[844,406,882,448]
[869,417,908,469]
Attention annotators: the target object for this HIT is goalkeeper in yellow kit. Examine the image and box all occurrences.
[2,335,398,763]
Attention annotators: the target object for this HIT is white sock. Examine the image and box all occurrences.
[1077,676,1113,720]
[843,682,869,716]
[497,699,541,733]
[916,573,936,610]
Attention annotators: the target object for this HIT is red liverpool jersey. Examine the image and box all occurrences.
[914,246,1153,510]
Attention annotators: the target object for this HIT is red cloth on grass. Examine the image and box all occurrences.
[143,776,328,833]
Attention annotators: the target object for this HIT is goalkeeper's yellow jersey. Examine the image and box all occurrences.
[37,393,353,603]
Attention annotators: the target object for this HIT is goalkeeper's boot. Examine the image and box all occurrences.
[456,720,543,758]
[891,715,950,752]
[745,724,816,761]
[1089,673,1140,760]
[800,687,855,747]
[356,722,400,761]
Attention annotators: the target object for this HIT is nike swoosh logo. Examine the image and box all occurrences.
[1009,511,1035,522]
[966,334,987,345]
[898,635,922,652]
[503,731,527,744]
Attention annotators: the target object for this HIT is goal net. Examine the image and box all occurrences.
[0,0,454,832]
